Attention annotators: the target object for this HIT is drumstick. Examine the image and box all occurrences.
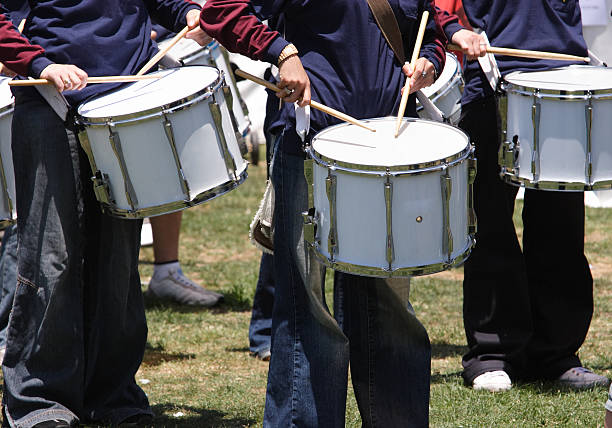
[395,10,429,138]
[136,25,190,76]
[446,43,590,63]
[8,74,162,86]
[235,68,376,133]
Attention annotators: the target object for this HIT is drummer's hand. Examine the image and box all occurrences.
[451,29,487,60]
[277,55,311,107]
[185,9,213,46]
[402,58,435,94]
[40,63,88,92]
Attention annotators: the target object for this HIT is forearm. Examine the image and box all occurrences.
[0,9,45,77]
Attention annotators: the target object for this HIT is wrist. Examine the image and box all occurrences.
[278,43,298,66]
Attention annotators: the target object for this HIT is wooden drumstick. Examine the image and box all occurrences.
[446,43,590,63]
[136,25,189,76]
[8,74,161,86]
[395,10,429,138]
[235,68,376,133]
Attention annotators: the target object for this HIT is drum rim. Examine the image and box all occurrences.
[309,117,472,174]
[416,52,464,109]
[499,170,612,191]
[76,66,224,126]
[0,77,14,116]
[502,66,612,100]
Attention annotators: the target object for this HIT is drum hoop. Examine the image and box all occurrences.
[76,71,224,127]
[502,81,612,100]
[309,118,472,175]
[416,72,463,111]
[0,104,14,119]
[309,235,475,278]
[500,172,612,192]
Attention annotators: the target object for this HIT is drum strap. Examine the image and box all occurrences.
[366,0,406,65]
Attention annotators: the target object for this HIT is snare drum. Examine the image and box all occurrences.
[416,52,464,124]
[76,66,248,218]
[158,38,251,137]
[499,66,612,190]
[303,117,476,277]
[0,77,15,229]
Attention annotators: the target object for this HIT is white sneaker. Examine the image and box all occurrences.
[147,269,223,307]
[472,370,512,392]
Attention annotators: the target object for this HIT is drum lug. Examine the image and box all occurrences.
[92,170,114,207]
[531,94,541,183]
[467,153,477,236]
[325,171,338,260]
[384,174,394,272]
[302,207,318,246]
[304,156,314,211]
[585,94,593,186]
[162,114,192,201]
[441,167,454,263]
[209,101,239,181]
[108,124,139,211]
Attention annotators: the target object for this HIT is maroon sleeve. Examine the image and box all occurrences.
[0,10,45,77]
[200,0,287,64]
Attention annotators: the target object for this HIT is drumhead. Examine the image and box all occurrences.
[504,65,612,92]
[311,117,470,169]
[77,66,221,119]
[0,78,14,113]
[420,52,460,98]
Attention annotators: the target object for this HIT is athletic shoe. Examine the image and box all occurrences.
[557,367,610,389]
[147,269,223,307]
[250,348,271,361]
[472,370,512,392]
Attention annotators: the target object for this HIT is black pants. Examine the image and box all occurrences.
[459,96,593,384]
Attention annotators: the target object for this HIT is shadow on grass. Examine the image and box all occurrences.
[150,403,256,427]
[143,292,251,313]
[431,342,468,359]
[513,379,611,395]
[142,343,196,367]
[431,371,463,384]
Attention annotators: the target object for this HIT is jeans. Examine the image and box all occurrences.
[3,88,151,427]
[264,135,431,427]
[248,252,274,355]
[0,224,17,349]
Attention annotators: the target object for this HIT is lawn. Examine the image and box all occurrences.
[134,147,611,427]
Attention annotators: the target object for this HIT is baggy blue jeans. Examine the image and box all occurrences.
[249,252,274,356]
[264,134,431,427]
[2,88,152,427]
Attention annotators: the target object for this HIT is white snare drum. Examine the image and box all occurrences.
[303,117,476,277]
[76,66,248,218]
[416,52,464,124]
[158,38,251,137]
[500,66,612,191]
[0,78,15,229]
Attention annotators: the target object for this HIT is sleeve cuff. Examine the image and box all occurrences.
[29,55,53,78]
[444,22,464,43]
[262,36,289,65]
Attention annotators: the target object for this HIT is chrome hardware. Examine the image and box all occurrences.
[302,208,317,246]
[209,100,238,181]
[163,114,192,201]
[108,124,138,211]
[325,171,338,259]
[585,93,593,186]
[92,170,113,205]
[531,93,541,183]
[441,167,453,262]
[384,174,394,271]
[304,156,314,211]
[468,154,477,236]
[416,216,423,223]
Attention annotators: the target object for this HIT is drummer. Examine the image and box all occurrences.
[201,1,445,426]
[0,2,211,426]
[443,1,610,392]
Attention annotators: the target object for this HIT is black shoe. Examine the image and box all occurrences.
[32,420,73,428]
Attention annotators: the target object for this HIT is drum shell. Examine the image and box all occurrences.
[502,72,612,190]
[77,68,248,218]
[417,52,464,124]
[0,78,16,228]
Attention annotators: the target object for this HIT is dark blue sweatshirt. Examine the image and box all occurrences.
[201,0,447,155]
[458,0,588,105]
[5,0,200,106]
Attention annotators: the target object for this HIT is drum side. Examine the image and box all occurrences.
[591,98,612,185]
[0,109,15,221]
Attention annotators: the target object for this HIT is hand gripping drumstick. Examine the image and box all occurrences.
[235,69,376,133]
[136,25,190,76]
[395,10,429,138]
[8,74,161,87]
[446,44,590,63]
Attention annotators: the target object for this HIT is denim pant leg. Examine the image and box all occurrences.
[0,224,17,349]
[249,252,274,355]
[335,274,430,428]
[3,90,150,427]
[264,137,350,428]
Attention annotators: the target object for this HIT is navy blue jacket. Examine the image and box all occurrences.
[458,0,588,105]
[202,0,447,155]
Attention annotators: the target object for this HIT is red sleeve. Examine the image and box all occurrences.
[0,11,45,77]
[200,0,286,64]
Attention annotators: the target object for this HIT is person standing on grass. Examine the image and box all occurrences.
[201,1,447,426]
[0,2,211,426]
[442,0,610,392]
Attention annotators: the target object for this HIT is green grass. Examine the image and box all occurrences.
[20,145,611,427]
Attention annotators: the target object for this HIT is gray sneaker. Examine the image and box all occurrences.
[557,367,611,389]
[147,269,223,307]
